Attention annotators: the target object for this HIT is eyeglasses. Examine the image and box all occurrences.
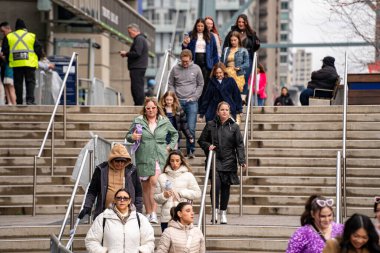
[145,106,157,110]
[115,196,130,201]
[315,198,334,207]
[113,160,127,164]
[374,196,380,203]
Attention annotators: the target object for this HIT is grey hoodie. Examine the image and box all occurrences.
[168,61,204,101]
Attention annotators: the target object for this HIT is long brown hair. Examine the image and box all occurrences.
[205,16,221,44]
[160,91,180,113]
[140,97,165,118]
[163,150,192,173]
[234,14,255,35]
[210,62,228,78]
[230,31,242,47]
[191,18,211,43]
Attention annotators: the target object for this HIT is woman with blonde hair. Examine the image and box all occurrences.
[126,97,178,224]
[154,150,201,231]
[160,91,194,147]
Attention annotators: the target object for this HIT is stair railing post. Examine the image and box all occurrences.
[239,164,243,216]
[198,150,214,231]
[51,119,55,176]
[342,51,348,218]
[336,151,342,224]
[33,156,37,216]
[212,152,216,224]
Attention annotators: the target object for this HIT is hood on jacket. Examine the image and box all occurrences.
[214,115,235,125]
[15,18,27,30]
[322,56,335,68]
[108,143,132,163]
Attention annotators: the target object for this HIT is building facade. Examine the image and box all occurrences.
[293,49,312,87]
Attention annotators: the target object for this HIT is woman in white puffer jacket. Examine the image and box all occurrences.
[85,188,155,253]
[154,150,201,232]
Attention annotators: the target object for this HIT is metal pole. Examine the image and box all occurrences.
[239,164,243,216]
[212,153,216,224]
[198,150,214,229]
[156,50,169,99]
[202,204,206,236]
[51,120,55,176]
[336,151,342,224]
[58,149,89,241]
[342,52,348,218]
[33,156,37,216]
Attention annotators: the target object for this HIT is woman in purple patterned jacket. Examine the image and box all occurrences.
[286,195,344,253]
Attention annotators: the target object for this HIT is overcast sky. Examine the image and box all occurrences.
[292,0,374,76]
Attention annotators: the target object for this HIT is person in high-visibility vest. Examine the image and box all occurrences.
[2,18,42,105]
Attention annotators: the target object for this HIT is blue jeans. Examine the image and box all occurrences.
[300,88,314,106]
[179,100,197,154]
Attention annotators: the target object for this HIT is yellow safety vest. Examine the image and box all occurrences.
[7,29,38,68]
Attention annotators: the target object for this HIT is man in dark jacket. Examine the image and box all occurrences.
[78,143,143,219]
[274,87,294,106]
[300,56,339,106]
[120,23,148,106]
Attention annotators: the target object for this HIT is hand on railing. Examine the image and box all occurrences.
[119,50,127,57]
[209,145,216,150]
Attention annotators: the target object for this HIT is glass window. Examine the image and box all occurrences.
[280,12,289,20]
[281,2,289,9]
[280,55,287,63]
[280,34,288,41]
[280,23,288,31]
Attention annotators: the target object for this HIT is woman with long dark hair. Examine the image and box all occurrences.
[286,195,344,253]
[323,213,380,253]
[154,150,201,232]
[182,18,219,104]
[374,196,380,236]
[223,14,260,96]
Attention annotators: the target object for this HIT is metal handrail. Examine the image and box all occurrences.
[162,58,178,95]
[240,52,257,216]
[58,149,90,241]
[342,52,348,218]
[33,52,78,216]
[198,150,215,234]
[156,49,170,99]
[336,151,342,224]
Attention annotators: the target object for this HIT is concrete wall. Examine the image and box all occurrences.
[53,32,134,105]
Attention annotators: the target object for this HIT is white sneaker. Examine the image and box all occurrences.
[150,212,158,224]
[146,213,151,220]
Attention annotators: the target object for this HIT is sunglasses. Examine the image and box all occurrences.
[374,196,380,203]
[115,196,130,201]
[145,106,157,110]
[114,160,127,164]
[315,198,334,207]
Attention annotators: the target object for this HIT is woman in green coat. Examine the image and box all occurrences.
[126,97,178,224]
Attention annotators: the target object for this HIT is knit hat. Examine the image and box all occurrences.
[15,18,26,30]
[322,56,335,67]
[108,143,131,163]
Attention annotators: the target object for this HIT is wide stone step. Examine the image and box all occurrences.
[0,157,77,167]
[0,175,73,185]
[253,113,380,122]
[0,139,89,148]
[0,148,81,157]
[251,122,380,131]
[249,139,380,149]
[251,148,380,158]
[252,130,380,140]
[0,166,74,176]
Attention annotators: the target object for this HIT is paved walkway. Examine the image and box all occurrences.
[0,214,300,227]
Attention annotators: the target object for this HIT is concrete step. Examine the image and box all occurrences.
[0,147,81,157]
[251,148,380,158]
[0,175,73,185]
[252,130,380,140]
[0,157,77,167]
[0,139,89,148]
[0,166,74,176]
[249,139,380,149]
[251,122,380,131]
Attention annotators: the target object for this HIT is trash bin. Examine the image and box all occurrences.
[48,55,77,105]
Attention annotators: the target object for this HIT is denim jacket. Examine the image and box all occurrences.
[221,47,249,76]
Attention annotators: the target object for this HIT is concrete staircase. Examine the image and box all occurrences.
[0,105,380,252]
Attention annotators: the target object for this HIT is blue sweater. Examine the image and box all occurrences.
[199,77,243,122]
[182,32,219,70]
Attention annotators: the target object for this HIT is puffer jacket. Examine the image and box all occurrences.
[156,220,205,253]
[154,165,201,223]
[85,208,155,253]
[307,65,339,90]
[198,117,245,172]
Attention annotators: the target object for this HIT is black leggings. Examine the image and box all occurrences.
[210,171,231,210]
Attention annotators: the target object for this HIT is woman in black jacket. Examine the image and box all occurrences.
[198,101,246,224]
[274,87,294,106]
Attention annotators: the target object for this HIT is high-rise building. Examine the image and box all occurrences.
[255,0,293,103]
[293,49,312,87]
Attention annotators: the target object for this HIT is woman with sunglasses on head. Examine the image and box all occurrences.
[156,202,205,253]
[286,195,344,253]
[323,213,380,253]
[374,196,380,236]
[154,150,201,232]
[126,97,179,224]
[85,188,155,253]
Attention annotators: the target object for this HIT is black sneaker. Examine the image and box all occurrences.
[188,152,195,159]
